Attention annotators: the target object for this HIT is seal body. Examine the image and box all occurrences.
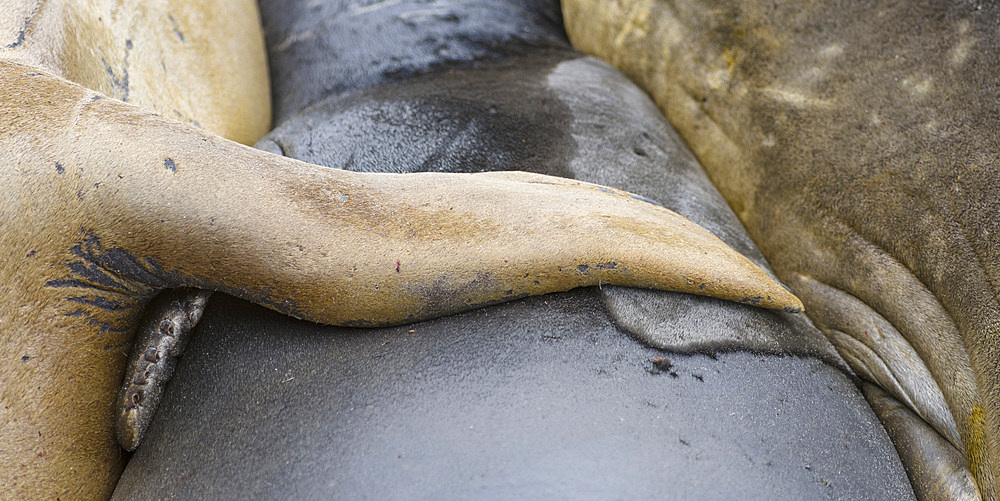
[0,1,800,498]
[112,0,913,498]
[563,0,1000,496]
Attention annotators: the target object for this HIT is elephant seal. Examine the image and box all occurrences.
[112,0,912,498]
[0,1,801,499]
[563,0,1000,496]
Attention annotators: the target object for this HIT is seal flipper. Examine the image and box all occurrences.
[116,288,211,451]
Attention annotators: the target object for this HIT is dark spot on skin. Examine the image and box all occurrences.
[740,296,764,305]
[633,146,648,157]
[21,356,29,362]
[652,356,673,371]
[67,295,128,312]
[679,438,690,446]
[698,283,707,291]
[692,374,704,382]
[596,262,617,270]
[54,163,64,174]
[577,264,589,273]
[396,260,401,273]
[90,95,101,102]
[7,30,25,48]
[86,317,132,335]
[125,39,133,50]
[504,289,514,295]
[164,158,177,172]
[100,57,129,101]
[26,250,36,257]
[167,15,185,42]
[67,261,127,290]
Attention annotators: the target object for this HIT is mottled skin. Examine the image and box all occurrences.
[0,1,800,499]
[563,0,1000,497]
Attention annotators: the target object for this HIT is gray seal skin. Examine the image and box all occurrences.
[562,0,1000,497]
[113,0,913,498]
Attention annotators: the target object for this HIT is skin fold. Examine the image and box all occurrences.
[0,1,800,498]
[563,0,1000,497]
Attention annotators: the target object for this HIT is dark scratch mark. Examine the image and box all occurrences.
[68,295,129,312]
[6,29,25,49]
[167,15,185,42]
[100,57,130,102]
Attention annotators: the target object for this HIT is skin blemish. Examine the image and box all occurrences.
[652,356,673,371]
[54,163,64,174]
[167,15,186,42]
[164,158,177,172]
[577,264,589,273]
[21,355,29,362]
[396,260,401,273]
[26,250,36,257]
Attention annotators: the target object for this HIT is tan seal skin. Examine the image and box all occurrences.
[0,3,804,499]
[0,0,271,145]
[563,0,999,498]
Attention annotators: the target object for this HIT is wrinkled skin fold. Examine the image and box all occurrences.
[563,0,1000,497]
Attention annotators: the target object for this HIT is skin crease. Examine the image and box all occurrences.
[562,0,1000,498]
[0,2,801,499]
